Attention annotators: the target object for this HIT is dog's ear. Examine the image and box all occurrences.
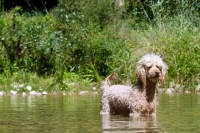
[136,64,146,88]
[159,63,168,84]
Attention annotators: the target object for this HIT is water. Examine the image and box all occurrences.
[0,93,200,133]
[157,93,200,132]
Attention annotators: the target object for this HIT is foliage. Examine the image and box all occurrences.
[125,14,200,89]
[0,0,200,92]
[0,7,61,75]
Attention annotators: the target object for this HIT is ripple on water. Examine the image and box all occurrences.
[0,94,199,132]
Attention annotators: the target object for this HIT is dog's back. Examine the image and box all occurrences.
[103,84,134,114]
[101,73,134,114]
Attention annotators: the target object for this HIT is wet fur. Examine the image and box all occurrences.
[100,53,168,116]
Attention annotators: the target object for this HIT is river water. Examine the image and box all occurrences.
[0,93,200,132]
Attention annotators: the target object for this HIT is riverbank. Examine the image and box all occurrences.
[0,75,199,96]
[0,87,199,96]
[0,72,98,94]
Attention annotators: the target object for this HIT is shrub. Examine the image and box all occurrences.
[0,7,62,75]
[0,0,200,92]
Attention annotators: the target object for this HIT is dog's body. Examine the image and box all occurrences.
[100,53,168,116]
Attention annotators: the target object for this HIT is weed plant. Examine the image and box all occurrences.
[0,0,200,92]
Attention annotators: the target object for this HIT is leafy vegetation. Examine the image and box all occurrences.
[0,0,200,92]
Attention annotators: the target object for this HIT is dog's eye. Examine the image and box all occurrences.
[156,65,161,70]
[146,66,151,69]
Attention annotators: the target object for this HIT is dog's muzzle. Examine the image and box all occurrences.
[155,72,160,77]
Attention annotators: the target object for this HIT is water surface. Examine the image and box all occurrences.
[0,93,200,132]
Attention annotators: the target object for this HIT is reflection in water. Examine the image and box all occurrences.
[102,115,158,133]
[0,94,200,132]
[0,94,102,133]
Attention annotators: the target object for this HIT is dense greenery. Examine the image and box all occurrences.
[0,0,200,92]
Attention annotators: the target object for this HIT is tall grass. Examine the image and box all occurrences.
[0,0,200,92]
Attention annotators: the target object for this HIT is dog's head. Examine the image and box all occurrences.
[136,53,168,85]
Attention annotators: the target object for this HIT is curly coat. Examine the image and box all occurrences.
[100,53,168,116]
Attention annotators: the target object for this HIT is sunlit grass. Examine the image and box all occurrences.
[0,1,200,92]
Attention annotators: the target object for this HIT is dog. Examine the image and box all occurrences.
[100,53,168,116]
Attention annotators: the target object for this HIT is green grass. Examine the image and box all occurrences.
[0,1,200,92]
[0,71,95,93]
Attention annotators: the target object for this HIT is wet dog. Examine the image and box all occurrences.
[100,53,168,116]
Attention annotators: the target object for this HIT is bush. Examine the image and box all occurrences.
[0,0,200,92]
[0,7,62,75]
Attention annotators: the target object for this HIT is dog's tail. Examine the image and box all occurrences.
[100,73,119,91]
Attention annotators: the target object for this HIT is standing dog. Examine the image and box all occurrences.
[100,53,168,116]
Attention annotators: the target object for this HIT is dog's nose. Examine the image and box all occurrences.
[155,72,160,77]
